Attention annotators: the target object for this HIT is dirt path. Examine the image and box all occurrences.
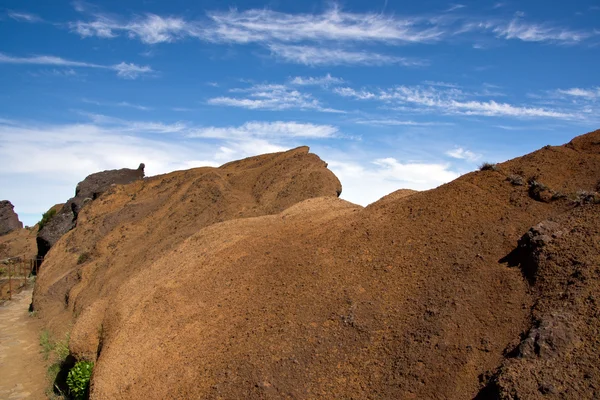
[0,288,47,399]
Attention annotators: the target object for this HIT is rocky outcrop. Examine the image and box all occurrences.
[36,164,145,259]
[0,201,23,236]
[479,204,600,399]
[33,130,600,399]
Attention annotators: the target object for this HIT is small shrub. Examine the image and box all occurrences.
[479,162,497,171]
[54,333,70,360]
[77,253,90,265]
[40,330,53,360]
[575,190,600,205]
[507,174,525,186]
[66,361,94,400]
[38,208,57,231]
[551,192,567,201]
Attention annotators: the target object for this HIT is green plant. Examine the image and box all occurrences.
[77,253,90,265]
[575,190,600,205]
[38,208,57,231]
[66,361,94,400]
[40,330,53,360]
[479,162,497,171]
[54,333,70,360]
[507,174,525,186]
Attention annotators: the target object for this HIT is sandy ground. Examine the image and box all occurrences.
[0,288,46,399]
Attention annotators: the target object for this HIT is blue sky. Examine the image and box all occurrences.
[1,0,599,226]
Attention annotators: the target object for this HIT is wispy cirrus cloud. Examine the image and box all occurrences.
[492,17,593,43]
[203,6,444,44]
[354,118,454,127]
[555,87,600,99]
[80,112,187,133]
[72,14,193,44]
[7,11,42,23]
[69,5,596,47]
[0,53,153,79]
[82,98,152,111]
[446,4,466,12]
[334,84,576,119]
[208,83,344,113]
[289,73,344,87]
[66,4,596,70]
[446,147,481,162]
[188,121,339,140]
[77,112,341,140]
[268,44,426,67]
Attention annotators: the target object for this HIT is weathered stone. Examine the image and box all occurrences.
[0,201,23,236]
[36,164,145,259]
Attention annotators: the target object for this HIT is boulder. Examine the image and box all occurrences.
[0,200,23,236]
[36,164,145,259]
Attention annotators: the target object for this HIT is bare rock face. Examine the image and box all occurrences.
[36,164,145,259]
[0,201,23,236]
[33,131,600,399]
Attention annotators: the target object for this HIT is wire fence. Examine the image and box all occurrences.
[0,257,43,301]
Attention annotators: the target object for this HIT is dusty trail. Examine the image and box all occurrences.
[0,288,46,399]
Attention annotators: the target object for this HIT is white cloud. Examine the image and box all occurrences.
[7,11,42,23]
[268,44,425,67]
[333,87,377,99]
[422,80,460,88]
[188,121,339,140]
[67,4,596,67]
[556,87,599,99]
[334,84,575,119]
[0,53,153,79]
[354,119,453,127]
[446,4,466,12]
[328,158,459,206]
[205,6,443,44]
[80,112,186,133]
[493,18,591,43]
[82,99,152,111]
[112,62,153,79]
[208,83,344,113]
[289,74,344,86]
[71,14,194,44]
[446,147,481,162]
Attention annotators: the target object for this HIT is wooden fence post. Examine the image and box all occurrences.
[8,262,12,300]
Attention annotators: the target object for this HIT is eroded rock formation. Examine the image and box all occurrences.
[0,201,23,236]
[32,133,600,399]
[36,164,145,259]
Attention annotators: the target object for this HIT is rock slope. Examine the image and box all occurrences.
[33,133,600,399]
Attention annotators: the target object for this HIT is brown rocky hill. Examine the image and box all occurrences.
[33,132,600,399]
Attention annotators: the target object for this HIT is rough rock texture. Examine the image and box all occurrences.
[0,227,37,261]
[33,132,600,399]
[479,205,600,399]
[0,201,23,236]
[36,164,145,259]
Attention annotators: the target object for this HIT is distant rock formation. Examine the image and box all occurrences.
[36,164,145,259]
[0,201,23,236]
